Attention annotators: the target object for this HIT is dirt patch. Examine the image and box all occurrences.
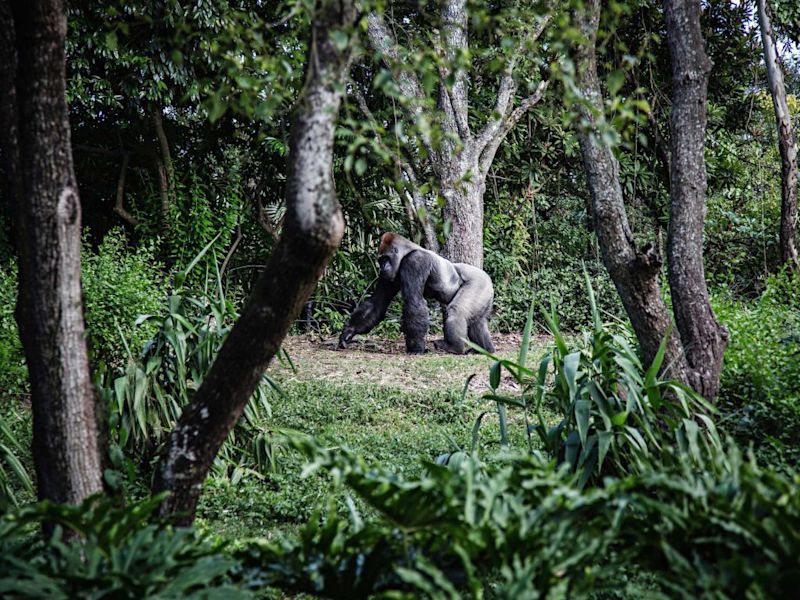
[271,333,551,394]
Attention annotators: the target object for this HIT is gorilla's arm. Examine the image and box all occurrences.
[398,251,432,354]
[338,277,401,348]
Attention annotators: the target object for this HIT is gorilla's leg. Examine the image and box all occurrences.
[399,253,431,354]
[434,305,468,353]
[339,277,401,348]
[467,316,495,353]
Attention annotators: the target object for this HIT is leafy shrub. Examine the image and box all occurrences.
[0,495,247,598]
[231,293,799,598]
[0,409,33,510]
[715,269,800,402]
[471,275,717,488]
[236,434,800,598]
[0,266,27,398]
[99,255,284,488]
[714,269,800,465]
[82,229,167,368]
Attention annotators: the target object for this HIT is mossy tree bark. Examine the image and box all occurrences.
[663,0,728,399]
[572,0,688,381]
[0,0,104,507]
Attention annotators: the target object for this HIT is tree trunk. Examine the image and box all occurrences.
[0,1,104,506]
[152,109,174,233]
[663,0,728,400]
[363,6,550,268]
[757,0,799,271]
[153,0,355,525]
[441,170,486,268]
[573,0,687,378]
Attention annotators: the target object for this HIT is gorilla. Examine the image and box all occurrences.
[339,233,495,354]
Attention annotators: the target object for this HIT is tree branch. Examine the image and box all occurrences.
[478,79,549,175]
[474,14,551,157]
[352,88,439,251]
[438,0,470,142]
[152,109,174,195]
[365,12,435,159]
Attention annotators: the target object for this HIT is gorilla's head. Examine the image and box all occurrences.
[378,232,406,281]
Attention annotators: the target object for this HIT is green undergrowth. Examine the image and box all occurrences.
[197,371,555,541]
[713,270,800,467]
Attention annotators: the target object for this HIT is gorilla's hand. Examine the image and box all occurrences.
[338,326,355,349]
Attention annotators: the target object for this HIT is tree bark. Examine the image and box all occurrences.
[364,6,550,267]
[153,0,355,524]
[441,172,486,267]
[152,109,175,195]
[757,0,799,271]
[573,0,688,378]
[0,0,104,506]
[663,0,728,400]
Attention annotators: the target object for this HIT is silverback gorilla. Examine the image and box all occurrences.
[339,233,495,354]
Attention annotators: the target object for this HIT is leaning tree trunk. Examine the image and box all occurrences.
[663,0,728,400]
[757,0,799,271]
[153,0,356,525]
[573,0,688,378]
[0,1,104,505]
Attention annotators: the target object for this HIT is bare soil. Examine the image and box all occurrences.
[271,333,551,394]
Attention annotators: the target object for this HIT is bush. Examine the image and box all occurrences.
[0,407,33,510]
[0,495,248,598]
[82,229,168,368]
[236,435,800,598]
[99,260,283,489]
[714,269,800,465]
[232,295,800,598]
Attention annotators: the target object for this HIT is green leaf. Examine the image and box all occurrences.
[611,411,628,427]
[598,431,613,471]
[565,431,580,469]
[482,394,526,408]
[489,361,501,390]
[563,352,581,400]
[105,31,118,52]
[607,69,625,97]
[575,399,591,446]
[518,300,536,369]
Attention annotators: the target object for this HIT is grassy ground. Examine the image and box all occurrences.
[196,333,553,541]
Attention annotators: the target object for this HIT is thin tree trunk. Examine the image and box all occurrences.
[0,1,103,507]
[757,0,799,270]
[113,151,138,225]
[573,0,687,378]
[153,0,356,524]
[154,154,170,228]
[663,0,728,400]
[152,109,175,195]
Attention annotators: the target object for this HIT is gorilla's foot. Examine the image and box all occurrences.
[433,339,465,354]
